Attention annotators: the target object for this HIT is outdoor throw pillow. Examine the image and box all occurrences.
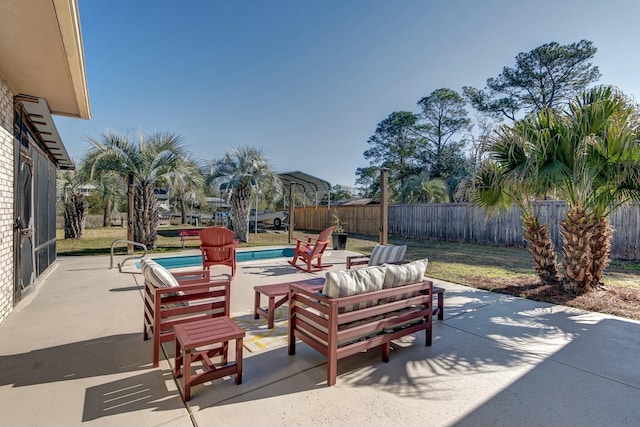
[140,259,180,288]
[323,265,387,313]
[383,258,428,288]
[140,259,187,308]
[323,265,387,298]
[368,244,407,266]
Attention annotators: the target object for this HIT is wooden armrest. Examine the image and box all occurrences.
[201,241,238,250]
[293,236,315,247]
[290,283,328,301]
[150,279,230,296]
[220,241,238,249]
[172,269,211,284]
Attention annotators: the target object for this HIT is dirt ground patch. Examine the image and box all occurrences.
[467,275,640,320]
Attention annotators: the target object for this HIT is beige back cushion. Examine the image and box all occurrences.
[141,259,188,308]
[323,265,387,313]
[323,265,387,298]
[141,258,180,288]
[368,244,407,266]
[383,259,429,288]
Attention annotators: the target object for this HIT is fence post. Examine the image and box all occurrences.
[127,171,134,254]
[287,182,295,244]
[380,168,388,245]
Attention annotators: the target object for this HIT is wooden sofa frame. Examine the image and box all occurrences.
[288,279,433,386]
[143,269,231,367]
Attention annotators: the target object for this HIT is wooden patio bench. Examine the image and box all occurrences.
[288,259,435,386]
[178,228,203,248]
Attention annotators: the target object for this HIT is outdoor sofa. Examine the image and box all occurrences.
[288,259,433,386]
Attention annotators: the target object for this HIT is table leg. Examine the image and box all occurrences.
[222,341,229,365]
[183,348,192,401]
[437,292,444,320]
[235,337,243,385]
[267,296,276,329]
[253,290,260,320]
[174,338,182,378]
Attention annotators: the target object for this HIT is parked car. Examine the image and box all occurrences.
[214,211,231,220]
[248,209,288,228]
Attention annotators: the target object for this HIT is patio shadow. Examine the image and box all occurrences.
[240,263,309,278]
[0,333,151,387]
[82,370,183,421]
[454,317,640,426]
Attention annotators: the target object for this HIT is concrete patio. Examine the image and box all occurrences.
[1,248,639,426]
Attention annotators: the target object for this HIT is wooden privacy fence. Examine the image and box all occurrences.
[294,202,640,260]
[293,205,380,236]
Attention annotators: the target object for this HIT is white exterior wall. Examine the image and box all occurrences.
[0,81,14,324]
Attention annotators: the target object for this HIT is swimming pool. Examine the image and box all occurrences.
[141,247,294,269]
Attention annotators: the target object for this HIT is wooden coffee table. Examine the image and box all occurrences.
[173,317,245,401]
[254,277,325,328]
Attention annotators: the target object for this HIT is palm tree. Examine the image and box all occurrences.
[476,85,640,294]
[210,146,281,242]
[165,155,205,224]
[78,164,125,227]
[552,86,640,293]
[97,172,126,227]
[58,170,88,239]
[473,153,561,287]
[83,131,185,249]
[400,171,450,203]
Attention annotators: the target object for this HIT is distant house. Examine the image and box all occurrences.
[0,1,91,324]
[79,184,98,196]
[206,197,230,210]
[154,188,170,211]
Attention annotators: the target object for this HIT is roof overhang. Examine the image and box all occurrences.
[16,95,74,169]
[0,0,91,119]
[278,171,332,195]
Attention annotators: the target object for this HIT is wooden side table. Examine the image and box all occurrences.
[173,317,245,401]
[254,277,325,329]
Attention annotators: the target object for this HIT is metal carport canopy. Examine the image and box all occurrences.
[279,171,332,243]
[278,171,331,197]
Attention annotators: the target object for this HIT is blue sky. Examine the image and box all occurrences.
[55,0,640,188]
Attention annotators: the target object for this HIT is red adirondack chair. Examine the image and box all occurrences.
[288,226,336,272]
[198,227,239,277]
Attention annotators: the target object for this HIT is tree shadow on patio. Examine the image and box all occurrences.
[338,298,593,400]
[240,262,313,278]
[82,369,183,421]
[0,332,187,422]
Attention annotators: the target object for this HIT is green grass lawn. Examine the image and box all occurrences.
[57,226,640,319]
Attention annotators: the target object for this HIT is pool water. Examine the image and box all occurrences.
[140,247,294,269]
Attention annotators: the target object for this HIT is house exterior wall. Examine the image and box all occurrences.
[0,80,15,323]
